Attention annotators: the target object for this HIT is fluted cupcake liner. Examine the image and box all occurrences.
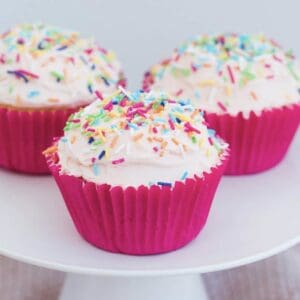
[47,154,228,255]
[205,104,300,175]
[0,106,78,174]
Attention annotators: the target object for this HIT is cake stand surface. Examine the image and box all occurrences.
[0,132,299,300]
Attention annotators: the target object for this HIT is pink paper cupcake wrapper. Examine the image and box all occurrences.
[47,155,228,255]
[205,104,300,175]
[0,107,78,174]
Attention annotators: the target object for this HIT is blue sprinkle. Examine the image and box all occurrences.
[128,123,138,130]
[92,164,100,176]
[80,55,88,65]
[28,90,40,98]
[101,76,110,86]
[91,64,96,70]
[88,137,95,144]
[181,171,188,181]
[61,137,68,143]
[57,45,68,51]
[157,182,172,187]
[98,150,106,160]
[88,84,93,94]
[207,129,216,137]
[175,117,181,124]
[194,90,201,98]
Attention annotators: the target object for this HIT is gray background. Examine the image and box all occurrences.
[1,0,299,89]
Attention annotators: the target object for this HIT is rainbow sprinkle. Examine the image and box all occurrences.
[62,89,227,185]
[0,23,124,106]
[144,33,300,113]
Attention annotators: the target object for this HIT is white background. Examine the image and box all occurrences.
[1,0,299,89]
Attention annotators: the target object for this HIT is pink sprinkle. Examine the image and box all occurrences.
[168,119,175,130]
[184,122,201,134]
[0,54,5,64]
[84,48,93,55]
[227,65,235,83]
[273,55,283,63]
[264,64,271,68]
[91,157,96,163]
[83,122,89,129]
[68,57,75,64]
[208,137,213,145]
[95,90,103,100]
[153,146,159,152]
[112,158,125,165]
[18,69,39,79]
[266,75,274,80]
[217,101,227,112]
[153,127,158,134]
[119,98,127,107]
[167,100,177,103]
[71,119,80,123]
[191,63,197,72]
[175,89,183,96]
[103,101,113,111]
[16,54,20,63]
[87,128,96,132]
[174,54,180,62]
[132,102,145,109]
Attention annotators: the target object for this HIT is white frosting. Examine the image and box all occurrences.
[0,24,124,108]
[55,90,228,187]
[145,34,300,117]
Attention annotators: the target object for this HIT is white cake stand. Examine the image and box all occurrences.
[0,132,299,300]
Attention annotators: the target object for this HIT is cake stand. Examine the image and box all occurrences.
[0,132,299,300]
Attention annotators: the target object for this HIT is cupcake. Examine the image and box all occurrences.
[45,88,228,255]
[0,23,125,174]
[143,33,300,174]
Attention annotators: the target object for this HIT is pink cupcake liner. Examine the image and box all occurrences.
[0,107,78,174]
[47,154,228,255]
[205,104,300,175]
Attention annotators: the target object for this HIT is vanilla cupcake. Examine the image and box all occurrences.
[46,89,228,255]
[0,23,125,173]
[143,33,300,174]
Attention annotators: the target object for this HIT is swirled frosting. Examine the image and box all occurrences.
[0,24,125,108]
[53,88,228,187]
[143,33,300,117]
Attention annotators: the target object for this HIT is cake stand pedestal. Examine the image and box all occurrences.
[0,134,299,300]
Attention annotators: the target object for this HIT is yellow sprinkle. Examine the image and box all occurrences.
[110,136,119,148]
[225,85,233,97]
[174,113,191,122]
[153,137,163,143]
[42,145,57,156]
[199,80,216,87]
[191,110,199,119]
[183,144,188,152]
[171,138,179,145]
[48,98,60,103]
[132,133,144,142]
[16,94,23,106]
[147,137,153,142]
[161,141,168,149]
[250,91,258,100]
[70,136,76,144]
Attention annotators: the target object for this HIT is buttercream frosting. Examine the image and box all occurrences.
[54,88,228,187]
[0,24,125,108]
[143,33,300,117]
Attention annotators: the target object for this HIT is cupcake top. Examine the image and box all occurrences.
[0,24,124,108]
[54,88,228,187]
[144,33,300,117]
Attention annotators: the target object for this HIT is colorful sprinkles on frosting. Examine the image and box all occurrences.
[0,23,124,105]
[143,33,300,112]
[62,88,226,186]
